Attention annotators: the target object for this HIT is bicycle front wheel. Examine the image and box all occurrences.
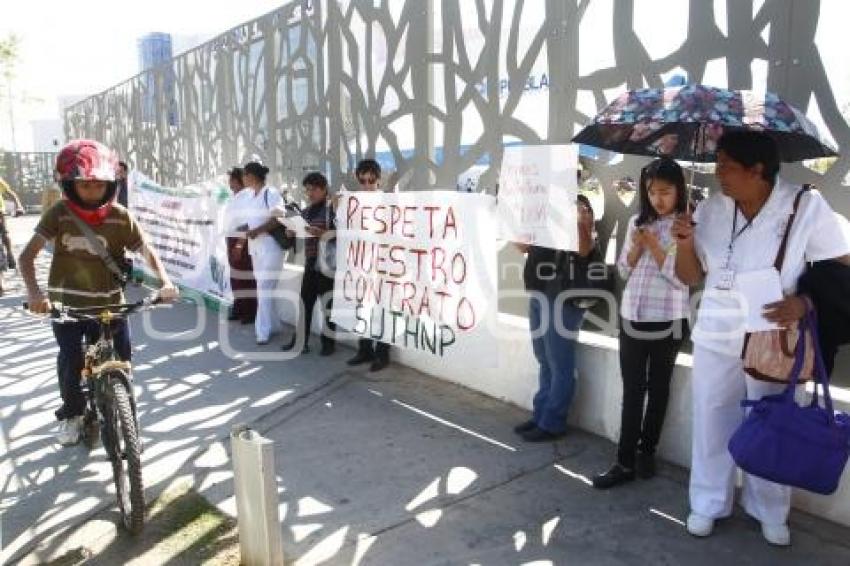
[104,372,145,534]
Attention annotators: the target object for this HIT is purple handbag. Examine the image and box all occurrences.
[728,310,850,495]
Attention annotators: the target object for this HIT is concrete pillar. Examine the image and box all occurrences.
[231,424,284,566]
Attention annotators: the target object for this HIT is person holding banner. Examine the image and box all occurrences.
[344,159,392,372]
[513,193,597,442]
[116,161,129,208]
[225,167,258,324]
[242,161,286,345]
[281,172,337,356]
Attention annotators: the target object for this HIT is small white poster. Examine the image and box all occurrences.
[498,144,579,251]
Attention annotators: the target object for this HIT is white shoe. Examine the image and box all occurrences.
[761,522,791,546]
[57,416,84,446]
[686,512,715,537]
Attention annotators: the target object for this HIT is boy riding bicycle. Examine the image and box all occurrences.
[19,139,178,446]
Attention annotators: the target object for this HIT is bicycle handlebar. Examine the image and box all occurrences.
[23,296,164,322]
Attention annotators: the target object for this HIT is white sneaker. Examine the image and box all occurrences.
[686,512,715,537]
[761,522,791,546]
[56,416,84,446]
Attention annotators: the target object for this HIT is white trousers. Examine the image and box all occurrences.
[251,250,285,341]
[690,343,792,525]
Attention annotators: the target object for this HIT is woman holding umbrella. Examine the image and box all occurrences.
[672,130,850,545]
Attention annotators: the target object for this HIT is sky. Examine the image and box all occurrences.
[0,0,286,151]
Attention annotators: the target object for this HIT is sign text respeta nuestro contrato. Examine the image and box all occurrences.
[331,191,498,360]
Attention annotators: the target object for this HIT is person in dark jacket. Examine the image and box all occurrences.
[115,161,129,208]
[345,159,392,371]
[799,259,850,376]
[512,194,598,442]
[282,172,337,356]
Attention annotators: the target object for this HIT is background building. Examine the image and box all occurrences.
[28,119,62,152]
[138,32,178,125]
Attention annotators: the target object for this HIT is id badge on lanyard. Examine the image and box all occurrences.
[717,206,752,290]
[716,266,735,290]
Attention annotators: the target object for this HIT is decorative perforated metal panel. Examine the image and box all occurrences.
[65,0,850,260]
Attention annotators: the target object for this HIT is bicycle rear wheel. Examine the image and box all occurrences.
[103,371,145,534]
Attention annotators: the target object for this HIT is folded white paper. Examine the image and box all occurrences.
[733,267,784,332]
[276,214,313,238]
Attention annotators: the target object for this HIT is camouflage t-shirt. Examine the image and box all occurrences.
[36,202,145,307]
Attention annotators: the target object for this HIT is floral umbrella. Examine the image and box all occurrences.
[571,84,837,162]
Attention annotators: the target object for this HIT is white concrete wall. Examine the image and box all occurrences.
[274,264,850,527]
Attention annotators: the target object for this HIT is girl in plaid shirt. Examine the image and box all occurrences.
[593,158,690,489]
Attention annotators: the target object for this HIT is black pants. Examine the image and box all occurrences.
[616,319,688,468]
[357,337,389,362]
[298,261,336,346]
[53,319,131,420]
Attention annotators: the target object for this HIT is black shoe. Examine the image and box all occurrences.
[592,463,636,489]
[319,342,335,357]
[370,357,390,372]
[241,317,255,325]
[281,338,309,354]
[513,420,537,434]
[227,312,241,321]
[635,451,656,479]
[347,351,373,366]
[520,426,565,442]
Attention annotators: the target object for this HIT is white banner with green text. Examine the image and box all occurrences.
[128,171,232,307]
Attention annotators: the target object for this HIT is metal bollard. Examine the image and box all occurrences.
[231,423,284,565]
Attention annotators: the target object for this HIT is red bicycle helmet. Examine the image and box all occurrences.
[56,139,120,223]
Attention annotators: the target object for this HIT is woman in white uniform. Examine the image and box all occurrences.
[673,131,850,546]
[242,162,286,344]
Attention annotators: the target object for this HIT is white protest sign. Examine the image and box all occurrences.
[498,144,579,251]
[128,171,232,306]
[331,191,498,360]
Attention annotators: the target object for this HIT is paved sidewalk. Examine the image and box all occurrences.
[2,214,849,565]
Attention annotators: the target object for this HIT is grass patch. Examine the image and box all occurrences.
[43,481,241,565]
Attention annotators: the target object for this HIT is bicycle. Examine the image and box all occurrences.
[29,296,164,534]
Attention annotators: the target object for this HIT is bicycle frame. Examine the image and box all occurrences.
[80,310,136,420]
[35,297,162,534]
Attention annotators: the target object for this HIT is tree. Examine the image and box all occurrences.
[0,34,22,151]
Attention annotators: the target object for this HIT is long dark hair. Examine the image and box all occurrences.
[635,158,687,227]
